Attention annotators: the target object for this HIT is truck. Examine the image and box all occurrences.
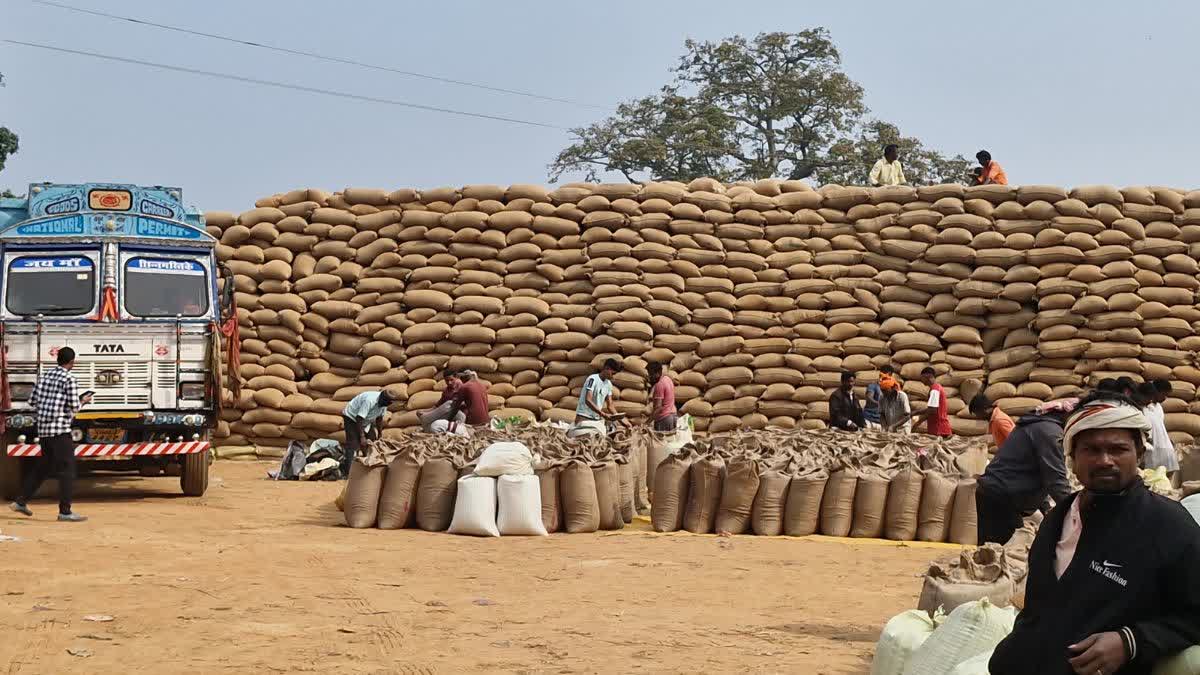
[0,182,224,499]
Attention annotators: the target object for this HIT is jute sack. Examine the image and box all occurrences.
[885,467,925,541]
[850,471,891,539]
[561,459,601,533]
[536,466,562,533]
[415,457,458,532]
[652,451,693,532]
[916,545,1016,615]
[917,471,958,542]
[784,470,828,536]
[949,479,979,546]
[618,460,635,524]
[820,468,859,537]
[344,461,386,528]
[592,461,625,531]
[715,458,761,534]
[377,452,423,529]
[631,434,650,514]
[751,468,791,536]
[684,455,725,534]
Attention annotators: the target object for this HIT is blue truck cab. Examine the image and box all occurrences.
[0,183,222,497]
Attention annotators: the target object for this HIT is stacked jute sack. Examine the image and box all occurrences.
[206,181,1200,453]
[342,424,650,533]
[648,429,987,543]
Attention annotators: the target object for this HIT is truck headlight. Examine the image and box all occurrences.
[10,383,32,401]
[71,429,83,442]
[178,382,205,401]
[8,414,35,429]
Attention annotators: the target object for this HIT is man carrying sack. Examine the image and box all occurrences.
[419,368,466,432]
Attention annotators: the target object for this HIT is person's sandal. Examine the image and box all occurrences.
[57,513,87,523]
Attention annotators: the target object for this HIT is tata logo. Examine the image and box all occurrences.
[93,344,126,354]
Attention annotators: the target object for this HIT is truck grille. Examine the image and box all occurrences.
[7,360,152,406]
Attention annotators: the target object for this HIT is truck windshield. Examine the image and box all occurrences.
[6,255,96,316]
[124,257,209,318]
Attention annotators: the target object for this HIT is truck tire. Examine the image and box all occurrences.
[181,449,210,496]
[0,444,21,501]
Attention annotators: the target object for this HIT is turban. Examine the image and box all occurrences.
[879,374,899,391]
[1062,399,1152,456]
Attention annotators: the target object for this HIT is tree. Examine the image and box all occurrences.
[820,121,972,186]
[549,31,965,186]
[549,87,739,183]
[1,70,19,197]
[0,126,17,175]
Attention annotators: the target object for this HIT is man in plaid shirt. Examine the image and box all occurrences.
[9,347,92,521]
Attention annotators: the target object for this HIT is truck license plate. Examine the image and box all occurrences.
[88,428,126,443]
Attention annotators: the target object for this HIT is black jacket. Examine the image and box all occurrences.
[977,413,1071,512]
[990,482,1200,674]
[828,389,864,430]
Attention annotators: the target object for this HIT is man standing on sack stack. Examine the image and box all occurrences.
[989,394,1200,675]
[869,144,906,186]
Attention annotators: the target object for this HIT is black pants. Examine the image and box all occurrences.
[20,433,76,515]
[340,416,362,477]
[975,484,1023,545]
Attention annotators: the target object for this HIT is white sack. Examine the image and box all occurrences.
[902,598,1015,675]
[447,475,499,537]
[948,650,993,675]
[497,474,548,536]
[474,441,534,477]
[870,609,941,675]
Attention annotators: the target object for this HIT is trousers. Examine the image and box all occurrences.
[20,433,76,515]
[975,484,1024,546]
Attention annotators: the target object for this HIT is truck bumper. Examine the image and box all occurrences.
[6,441,211,458]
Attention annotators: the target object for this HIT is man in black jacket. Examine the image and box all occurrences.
[975,409,1073,544]
[828,370,864,431]
[990,396,1200,675]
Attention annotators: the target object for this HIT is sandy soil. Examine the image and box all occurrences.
[0,461,952,674]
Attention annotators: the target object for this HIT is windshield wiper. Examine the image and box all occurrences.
[30,305,89,313]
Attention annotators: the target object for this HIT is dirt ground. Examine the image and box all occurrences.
[0,460,953,674]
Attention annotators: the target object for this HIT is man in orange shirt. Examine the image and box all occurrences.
[970,394,1016,447]
[974,150,1008,185]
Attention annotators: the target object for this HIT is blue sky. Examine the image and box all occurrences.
[2,0,1196,211]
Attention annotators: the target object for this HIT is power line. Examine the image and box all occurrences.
[1,39,571,130]
[31,0,610,111]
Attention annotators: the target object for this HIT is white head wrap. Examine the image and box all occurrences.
[1062,399,1152,456]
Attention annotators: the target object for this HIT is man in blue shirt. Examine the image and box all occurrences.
[575,358,621,424]
[341,389,394,474]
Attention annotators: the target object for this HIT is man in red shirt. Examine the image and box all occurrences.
[419,368,465,432]
[646,362,677,432]
[448,370,491,429]
[914,367,953,437]
[435,368,462,406]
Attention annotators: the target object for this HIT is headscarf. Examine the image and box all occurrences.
[1062,399,1152,457]
[879,374,899,392]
